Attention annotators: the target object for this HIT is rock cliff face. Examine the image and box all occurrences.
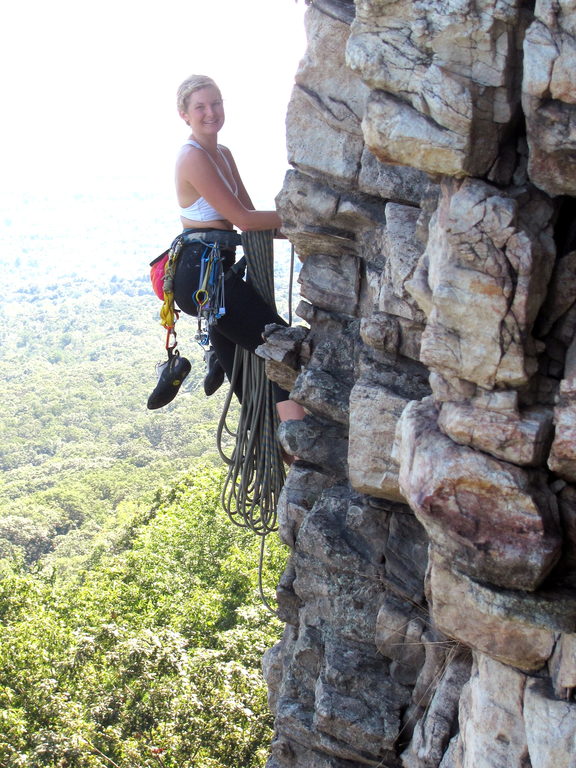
[258,0,576,765]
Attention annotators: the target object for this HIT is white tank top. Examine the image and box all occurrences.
[179,140,238,221]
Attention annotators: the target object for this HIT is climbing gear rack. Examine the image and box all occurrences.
[193,243,226,349]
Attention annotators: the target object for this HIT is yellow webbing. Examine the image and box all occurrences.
[159,238,183,330]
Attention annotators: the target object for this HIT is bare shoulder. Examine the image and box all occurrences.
[218,144,234,160]
[176,142,211,172]
[177,142,202,159]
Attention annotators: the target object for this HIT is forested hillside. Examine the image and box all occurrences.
[0,471,285,766]
[0,185,296,766]
[1,272,230,569]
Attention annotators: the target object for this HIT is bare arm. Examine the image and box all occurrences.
[223,147,285,237]
[177,145,281,231]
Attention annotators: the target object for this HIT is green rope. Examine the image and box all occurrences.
[216,230,286,611]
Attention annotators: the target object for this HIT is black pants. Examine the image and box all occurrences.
[173,240,289,404]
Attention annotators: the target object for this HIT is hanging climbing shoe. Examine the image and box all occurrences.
[147,351,191,410]
[203,348,225,397]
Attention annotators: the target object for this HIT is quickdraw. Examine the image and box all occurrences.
[193,243,226,350]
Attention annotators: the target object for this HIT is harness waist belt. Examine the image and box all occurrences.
[181,229,242,249]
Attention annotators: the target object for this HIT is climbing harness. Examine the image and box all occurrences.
[153,228,242,349]
[217,229,287,613]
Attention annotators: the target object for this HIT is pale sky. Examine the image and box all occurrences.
[1,0,307,207]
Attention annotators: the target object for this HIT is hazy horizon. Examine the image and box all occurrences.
[1,0,308,276]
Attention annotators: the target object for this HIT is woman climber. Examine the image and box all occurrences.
[159,74,304,427]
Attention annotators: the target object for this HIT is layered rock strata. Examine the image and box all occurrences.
[258,0,576,765]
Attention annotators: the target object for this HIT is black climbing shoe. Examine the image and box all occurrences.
[147,352,191,410]
[203,348,225,397]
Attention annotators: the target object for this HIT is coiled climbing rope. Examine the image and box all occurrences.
[216,230,287,611]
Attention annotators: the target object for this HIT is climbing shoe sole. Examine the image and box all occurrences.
[147,354,192,410]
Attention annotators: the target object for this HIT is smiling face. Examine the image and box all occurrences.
[180,85,225,139]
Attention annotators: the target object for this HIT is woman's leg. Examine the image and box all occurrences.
[209,324,243,402]
[173,243,229,396]
[215,271,286,349]
[177,254,305,457]
[216,273,305,464]
[215,272,295,403]
[276,399,305,422]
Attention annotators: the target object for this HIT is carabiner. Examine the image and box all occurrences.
[165,326,178,352]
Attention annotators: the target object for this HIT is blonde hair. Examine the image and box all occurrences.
[177,75,221,113]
